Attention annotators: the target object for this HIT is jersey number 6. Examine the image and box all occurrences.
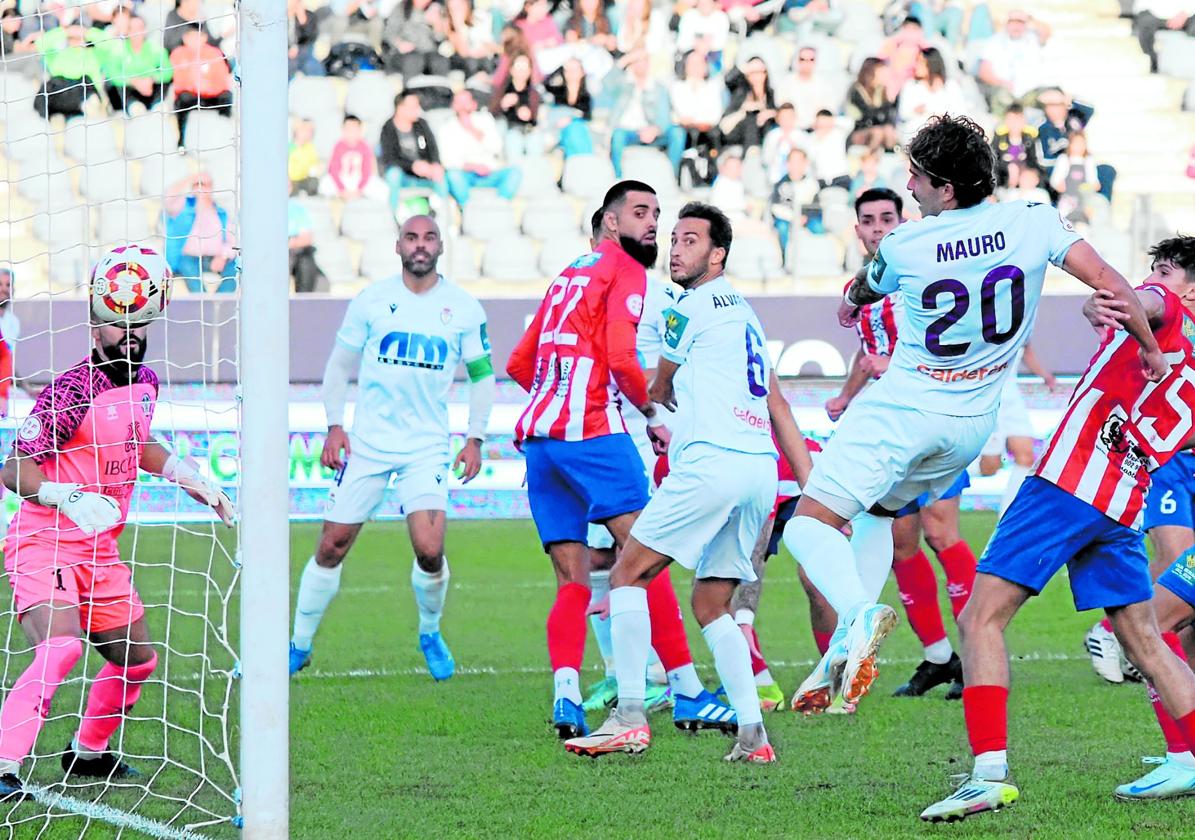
[745,324,768,397]
[924,265,1025,358]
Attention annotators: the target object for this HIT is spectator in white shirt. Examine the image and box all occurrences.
[1135,1,1195,72]
[671,49,726,155]
[770,147,823,260]
[761,103,811,183]
[440,89,523,206]
[708,148,748,222]
[898,46,967,144]
[977,8,1052,115]
[676,0,730,72]
[775,45,839,130]
[807,109,849,189]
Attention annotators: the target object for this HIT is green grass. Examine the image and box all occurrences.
[17,514,1195,837]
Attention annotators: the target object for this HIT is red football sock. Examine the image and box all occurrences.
[936,540,977,619]
[741,623,769,676]
[546,582,589,672]
[1174,709,1195,760]
[1100,617,1113,633]
[1154,632,1193,753]
[963,685,1009,755]
[892,550,948,647]
[812,630,832,656]
[646,567,693,672]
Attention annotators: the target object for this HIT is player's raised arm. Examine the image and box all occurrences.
[767,371,813,487]
[139,440,235,526]
[1063,240,1166,380]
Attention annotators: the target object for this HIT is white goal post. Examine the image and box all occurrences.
[236,0,290,836]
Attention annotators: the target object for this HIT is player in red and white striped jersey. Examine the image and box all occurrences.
[921,237,1195,822]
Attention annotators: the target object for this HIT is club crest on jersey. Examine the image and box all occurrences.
[441,307,453,325]
[570,252,601,269]
[663,308,689,349]
[1099,413,1130,454]
[17,415,41,442]
[378,330,449,370]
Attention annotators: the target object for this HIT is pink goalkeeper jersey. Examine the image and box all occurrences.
[8,358,158,549]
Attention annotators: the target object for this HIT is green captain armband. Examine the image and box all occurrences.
[466,355,494,382]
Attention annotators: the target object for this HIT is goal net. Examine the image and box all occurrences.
[0,0,288,835]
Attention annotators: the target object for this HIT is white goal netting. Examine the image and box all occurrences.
[0,1,246,836]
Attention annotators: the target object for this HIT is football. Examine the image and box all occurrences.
[89,244,173,325]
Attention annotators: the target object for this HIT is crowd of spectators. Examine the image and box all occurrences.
[6,0,1191,292]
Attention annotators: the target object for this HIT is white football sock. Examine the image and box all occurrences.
[924,637,954,665]
[665,663,705,698]
[588,570,615,676]
[973,749,1009,781]
[610,586,650,705]
[702,613,763,727]
[1000,463,1032,517]
[411,557,450,635]
[851,513,895,601]
[1169,750,1195,769]
[291,557,342,650]
[553,667,582,704]
[785,516,870,617]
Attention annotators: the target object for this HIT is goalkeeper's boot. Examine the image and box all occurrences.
[418,632,455,682]
[1085,620,1125,684]
[842,603,897,705]
[552,698,588,740]
[644,684,673,713]
[920,774,1019,822]
[757,682,785,712]
[0,773,27,802]
[564,709,650,757]
[893,653,961,697]
[61,742,142,781]
[288,643,311,676]
[582,676,618,713]
[1115,757,1195,800]
[673,689,737,734]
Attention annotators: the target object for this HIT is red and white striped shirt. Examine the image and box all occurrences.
[1036,284,1195,528]
[510,240,648,444]
[855,295,903,357]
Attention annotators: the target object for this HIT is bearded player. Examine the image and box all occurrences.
[289,215,495,681]
[0,257,233,799]
[508,182,735,740]
[921,235,1195,820]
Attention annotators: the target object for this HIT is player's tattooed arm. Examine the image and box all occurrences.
[839,266,885,327]
[768,372,813,487]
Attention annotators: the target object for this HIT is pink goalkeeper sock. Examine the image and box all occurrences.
[76,652,157,753]
[0,637,83,764]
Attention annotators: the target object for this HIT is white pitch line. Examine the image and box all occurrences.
[25,784,214,840]
[297,653,1092,682]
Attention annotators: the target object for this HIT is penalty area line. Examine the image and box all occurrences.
[25,784,214,840]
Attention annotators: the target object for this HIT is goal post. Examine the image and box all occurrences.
[235,0,290,834]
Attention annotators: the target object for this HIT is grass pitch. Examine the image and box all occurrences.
[15,514,1195,837]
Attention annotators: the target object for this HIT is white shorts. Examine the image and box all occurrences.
[324,444,449,524]
[586,411,657,550]
[981,378,1035,456]
[630,443,777,581]
[804,381,996,518]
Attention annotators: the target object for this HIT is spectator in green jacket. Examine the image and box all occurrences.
[93,12,173,113]
[34,22,105,119]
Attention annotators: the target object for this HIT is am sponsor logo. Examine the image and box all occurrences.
[378,331,449,370]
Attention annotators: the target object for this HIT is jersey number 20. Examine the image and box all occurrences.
[924,265,1025,358]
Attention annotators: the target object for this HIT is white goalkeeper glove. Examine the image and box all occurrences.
[164,455,236,526]
[37,482,122,535]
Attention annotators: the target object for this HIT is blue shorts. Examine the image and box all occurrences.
[1158,547,1195,608]
[1144,451,1195,532]
[895,470,971,518]
[523,434,650,549]
[977,476,1153,611]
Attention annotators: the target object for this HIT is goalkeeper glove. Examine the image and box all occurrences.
[37,482,122,535]
[163,455,236,526]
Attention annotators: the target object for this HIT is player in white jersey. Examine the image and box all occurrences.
[785,115,1167,715]
[583,208,678,713]
[288,215,495,680]
[565,203,809,763]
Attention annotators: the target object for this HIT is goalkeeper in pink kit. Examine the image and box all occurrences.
[0,317,233,800]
